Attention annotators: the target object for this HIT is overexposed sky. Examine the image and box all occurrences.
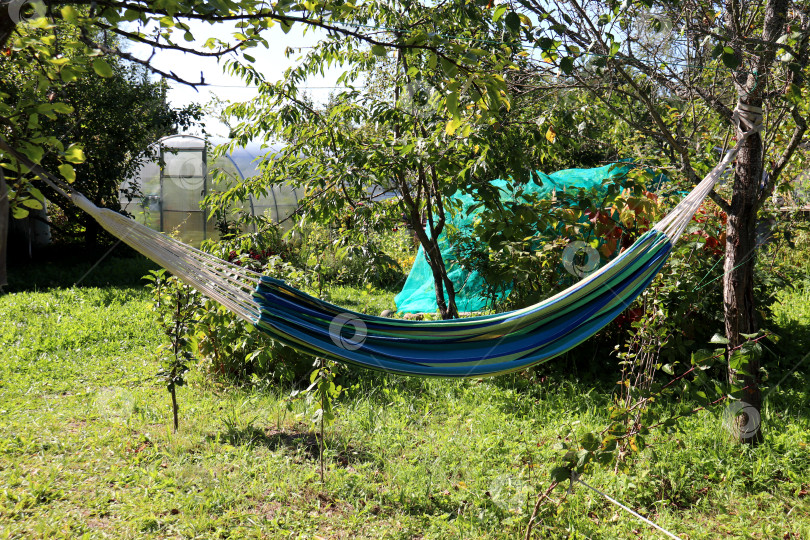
[126,20,343,139]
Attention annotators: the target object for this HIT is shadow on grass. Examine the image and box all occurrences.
[207,425,375,466]
[6,243,160,293]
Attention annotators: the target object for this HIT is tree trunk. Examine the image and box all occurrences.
[1,6,17,50]
[425,235,458,319]
[393,50,459,320]
[170,384,179,432]
[408,217,459,319]
[397,173,459,320]
[0,168,8,291]
[723,99,763,445]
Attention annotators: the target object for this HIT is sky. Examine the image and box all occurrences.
[126,20,343,141]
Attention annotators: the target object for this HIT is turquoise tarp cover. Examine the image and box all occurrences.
[394,164,638,313]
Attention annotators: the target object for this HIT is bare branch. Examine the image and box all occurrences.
[79,31,208,87]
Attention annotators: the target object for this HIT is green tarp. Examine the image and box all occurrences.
[395,164,639,313]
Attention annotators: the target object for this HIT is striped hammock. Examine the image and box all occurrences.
[252,230,671,376]
[0,106,762,378]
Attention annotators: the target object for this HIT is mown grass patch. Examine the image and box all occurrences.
[1,260,809,538]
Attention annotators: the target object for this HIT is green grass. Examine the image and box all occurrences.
[1,258,809,538]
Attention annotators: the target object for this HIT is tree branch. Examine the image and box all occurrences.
[709,190,732,213]
[757,107,808,208]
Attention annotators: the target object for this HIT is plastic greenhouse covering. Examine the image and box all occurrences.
[120,135,300,246]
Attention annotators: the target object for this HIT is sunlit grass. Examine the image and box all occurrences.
[1,260,809,538]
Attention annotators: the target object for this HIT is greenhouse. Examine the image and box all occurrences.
[120,135,300,245]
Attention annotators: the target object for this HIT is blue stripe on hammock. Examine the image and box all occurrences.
[251,235,673,377]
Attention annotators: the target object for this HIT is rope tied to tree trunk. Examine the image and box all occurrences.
[653,105,764,242]
[732,103,764,132]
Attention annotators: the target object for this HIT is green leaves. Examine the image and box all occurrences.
[92,58,114,78]
[439,57,458,78]
[721,49,740,69]
[147,271,200,430]
[60,5,79,23]
[19,144,44,164]
[58,163,76,183]
[51,102,74,115]
[445,116,463,136]
[691,348,718,368]
[711,43,741,69]
[728,341,762,372]
[550,466,571,482]
[559,56,575,75]
[504,12,521,34]
[63,145,86,164]
[59,66,80,83]
[21,198,43,210]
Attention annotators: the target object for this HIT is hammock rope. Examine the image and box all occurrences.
[0,106,763,377]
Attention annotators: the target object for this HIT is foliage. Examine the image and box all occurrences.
[449,167,663,310]
[0,0,520,310]
[295,202,406,291]
[0,16,199,248]
[288,359,347,482]
[540,220,810,491]
[143,269,200,431]
[189,222,408,385]
[203,192,411,288]
[216,0,536,318]
[503,0,810,442]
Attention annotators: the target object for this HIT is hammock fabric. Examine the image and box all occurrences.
[253,230,672,376]
[0,105,763,378]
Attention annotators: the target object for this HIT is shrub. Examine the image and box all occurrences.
[449,168,664,311]
[147,215,414,386]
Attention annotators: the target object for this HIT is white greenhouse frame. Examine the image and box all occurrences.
[120,135,300,245]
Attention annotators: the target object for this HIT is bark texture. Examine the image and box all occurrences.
[0,168,8,290]
[724,101,764,444]
[721,0,791,444]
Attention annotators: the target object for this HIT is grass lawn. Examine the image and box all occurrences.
[1,254,809,539]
